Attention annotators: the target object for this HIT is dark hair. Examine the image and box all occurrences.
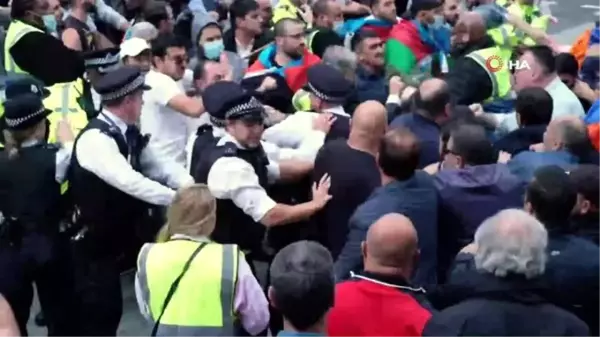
[378,127,420,180]
[569,164,600,208]
[273,18,304,37]
[515,45,556,75]
[413,81,450,119]
[269,241,334,331]
[515,87,553,126]
[350,29,379,52]
[151,33,187,58]
[449,124,497,166]
[229,0,260,32]
[11,0,36,19]
[526,165,577,230]
[555,52,579,77]
[144,1,169,29]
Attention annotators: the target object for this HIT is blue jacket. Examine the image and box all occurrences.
[507,150,578,182]
[334,171,438,286]
[355,66,388,105]
[494,125,546,156]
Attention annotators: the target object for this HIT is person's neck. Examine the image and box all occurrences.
[235,28,255,46]
[347,136,378,156]
[359,62,382,75]
[283,319,326,334]
[380,173,394,186]
[364,264,412,281]
[104,108,132,125]
[537,74,557,89]
[71,7,88,22]
[274,51,294,67]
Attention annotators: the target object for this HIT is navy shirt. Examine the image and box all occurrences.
[355,66,388,105]
[390,113,441,169]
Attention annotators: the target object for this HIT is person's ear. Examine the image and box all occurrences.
[580,199,591,215]
[456,155,465,168]
[361,241,367,260]
[524,201,533,214]
[267,286,277,308]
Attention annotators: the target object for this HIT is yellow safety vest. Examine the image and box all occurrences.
[306,30,318,53]
[292,88,311,112]
[43,79,89,143]
[489,3,549,47]
[4,20,44,74]
[465,46,513,103]
[137,240,240,336]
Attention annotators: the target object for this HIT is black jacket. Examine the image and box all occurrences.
[494,125,546,156]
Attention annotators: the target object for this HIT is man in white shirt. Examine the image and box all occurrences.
[141,34,205,167]
[186,81,333,173]
[193,87,333,264]
[490,45,586,134]
[262,63,353,148]
[69,66,193,336]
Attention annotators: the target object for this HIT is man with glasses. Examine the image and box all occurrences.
[141,33,205,168]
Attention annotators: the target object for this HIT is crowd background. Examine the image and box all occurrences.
[0,0,598,335]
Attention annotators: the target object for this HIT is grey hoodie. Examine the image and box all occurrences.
[190,14,246,83]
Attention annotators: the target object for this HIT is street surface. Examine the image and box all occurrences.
[25,1,599,335]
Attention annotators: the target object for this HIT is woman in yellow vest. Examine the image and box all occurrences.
[135,184,270,337]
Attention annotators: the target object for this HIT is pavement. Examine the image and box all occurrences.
[23,2,599,336]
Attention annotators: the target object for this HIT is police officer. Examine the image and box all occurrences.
[0,93,75,335]
[68,66,193,336]
[187,81,331,174]
[264,63,353,147]
[194,87,332,264]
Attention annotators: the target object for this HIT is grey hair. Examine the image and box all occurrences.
[129,22,159,42]
[322,46,358,79]
[474,209,548,279]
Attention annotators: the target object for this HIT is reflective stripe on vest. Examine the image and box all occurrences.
[306,30,318,53]
[4,21,44,74]
[488,25,512,47]
[138,241,239,336]
[465,47,512,102]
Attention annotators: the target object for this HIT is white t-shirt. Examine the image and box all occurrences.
[141,70,195,167]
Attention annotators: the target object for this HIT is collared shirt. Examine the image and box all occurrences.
[20,139,73,183]
[185,123,326,169]
[207,133,280,222]
[262,106,349,149]
[75,109,193,206]
[134,234,270,335]
[141,69,199,167]
[494,77,587,134]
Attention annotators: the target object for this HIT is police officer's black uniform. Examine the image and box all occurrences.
[0,88,74,336]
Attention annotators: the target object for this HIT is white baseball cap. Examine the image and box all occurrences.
[120,37,151,59]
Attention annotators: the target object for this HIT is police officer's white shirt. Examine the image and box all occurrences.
[75,109,193,206]
[207,133,280,223]
[185,123,327,169]
[262,105,349,148]
[20,140,73,183]
[141,69,198,167]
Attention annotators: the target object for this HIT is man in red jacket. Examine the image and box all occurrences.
[328,213,433,336]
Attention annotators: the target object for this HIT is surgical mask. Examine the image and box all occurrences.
[333,20,344,35]
[202,39,224,60]
[429,15,446,30]
[42,14,58,33]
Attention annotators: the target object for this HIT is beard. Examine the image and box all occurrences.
[285,49,303,60]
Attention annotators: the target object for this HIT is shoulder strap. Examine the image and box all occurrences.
[150,242,209,337]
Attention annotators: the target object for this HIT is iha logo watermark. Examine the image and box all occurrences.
[485,55,530,73]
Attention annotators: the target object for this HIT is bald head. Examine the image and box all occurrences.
[453,11,486,44]
[544,116,589,153]
[350,100,387,139]
[364,213,418,269]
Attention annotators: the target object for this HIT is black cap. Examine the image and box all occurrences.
[4,75,50,100]
[202,81,264,123]
[304,63,352,104]
[82,48,121,73]
[569,165,600,207]
[93,66,151,102]
[2,94,52,130]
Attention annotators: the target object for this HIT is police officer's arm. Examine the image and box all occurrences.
[10,32,85,86]
[0,294,19,337]
[262,112,313,149]
[62,28,83,51]
[207,157,330,227]
[140,146,194,190]
[76,130,177,205]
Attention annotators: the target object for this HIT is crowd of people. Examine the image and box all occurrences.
[0,0,598,335]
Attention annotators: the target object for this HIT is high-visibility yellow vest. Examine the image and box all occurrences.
[465,46,513,103]
[43,79,89,143]
[292,89,311,112]
[137,240,240,336]
[306,30,318,53]
[4,20,44,75]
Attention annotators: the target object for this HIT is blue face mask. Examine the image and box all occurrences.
[42,14,58,33]
[202,39,225,60]
[429,15,446,30]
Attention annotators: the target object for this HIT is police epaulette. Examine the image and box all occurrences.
[222,142,239,156]
[197,124,213,135]
[43,143,61,150]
